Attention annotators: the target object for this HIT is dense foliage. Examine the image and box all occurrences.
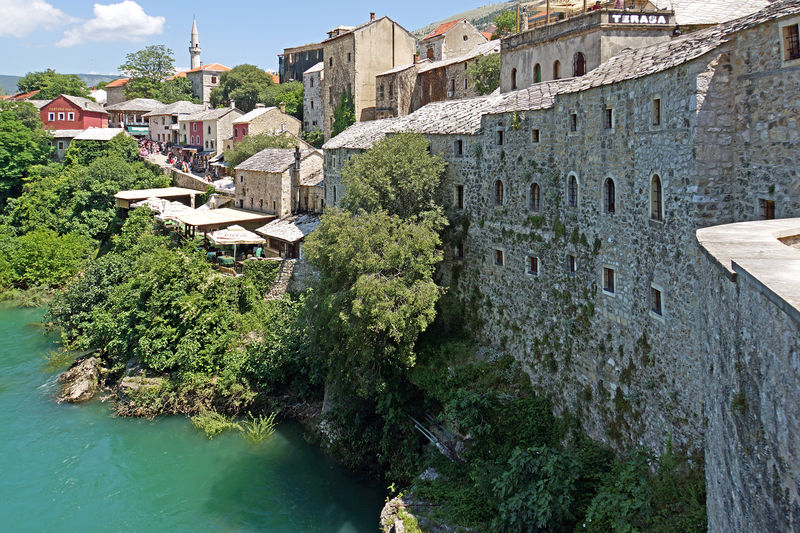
[119,45,176,99]
[467,53,501,96]
[155,77,199,104]
[301,129,324,148]
[222,132,300,170]
[0,101,53,208]
[492,10,517,38]
[332,91,355,137]
[16,69,90,99]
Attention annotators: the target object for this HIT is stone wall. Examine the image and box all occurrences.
[322,33,356,139]
[303,68,324,131]
[236,154,322,216]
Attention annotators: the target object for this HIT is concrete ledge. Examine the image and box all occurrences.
[697,218,800,324]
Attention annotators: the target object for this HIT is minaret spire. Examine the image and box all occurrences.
[190,17,201,69]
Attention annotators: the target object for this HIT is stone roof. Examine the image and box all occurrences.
[143,101,204,117]
[418,39,501,73]
[50,129,84,138]
[377,61,422,77]
[105,98,164,112]
[255,213,320,243]
[300,168,324,187]
[322,117,406,150]
[235,148,318,172]
[304,62,324,75]
[651,0,770,26]
[27,99,50,109]
[73,127,126,141]
[232,107,277,124]
[61,94,106,114]
[181,107,241,122]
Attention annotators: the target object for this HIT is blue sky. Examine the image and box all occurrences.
[0,0,489,76]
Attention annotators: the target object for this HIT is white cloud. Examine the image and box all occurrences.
[55,1,165,48]
[0,0,78,38]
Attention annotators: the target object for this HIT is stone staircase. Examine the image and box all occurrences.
[265,259,296,300]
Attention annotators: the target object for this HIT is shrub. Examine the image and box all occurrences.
[190,409,242,439]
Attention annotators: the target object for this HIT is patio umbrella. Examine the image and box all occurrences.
[208,224,266,261]
[156,201,196,223]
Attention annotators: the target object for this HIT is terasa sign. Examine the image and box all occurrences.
[610,14,669,24]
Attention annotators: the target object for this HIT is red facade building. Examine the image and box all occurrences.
[41,95,108,130]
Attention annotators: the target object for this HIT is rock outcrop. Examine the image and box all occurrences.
[57,356,101,403]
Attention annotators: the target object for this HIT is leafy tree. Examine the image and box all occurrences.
[341,132,447,220]
[223,132,300,169]
[119,45,175,99]
[260,81,303,119]
[304,208,443,396]
[156,77,199,104]
[0,100,42,131]
[210,64,275,112]
[0,102,53,208]
[492,10,517,38]
[332,91,355,137]
[301,129,324,148]
[1,229,95,289]
[467,53,501,95]
[95,81,109,90]
[63,133,139,167]
[17,69,90,99]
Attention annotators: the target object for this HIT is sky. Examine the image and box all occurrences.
[0,0,494,77]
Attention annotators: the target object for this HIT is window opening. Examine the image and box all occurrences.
[527,256,539,275]
[604,107,614,129]
[495,249,504,266]
[650,174,663,221]
[532,129,540,143]
[573,52,586,76]
[534,63,541,83]
[530,183,540,211]
[511,68,517,90]
[568,175,578,208]
[784,23,800,61]
[456,185,464,209]
[567,254,577,275]
[651,286,663,316]
[603,267,615,294]
[604,178,615,213]
[495,180,504,205]
[651,98,661,126]
[759,198,775,219]
[553,60,561,80]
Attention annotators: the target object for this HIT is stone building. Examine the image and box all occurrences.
[227,104,302,151]
[419,18,488,62]
[303,62,324,131]
[234,148,323,216]
[144,100,205,144]
[323,3,800,531]
[178,106,243,153]
[105,98,164,136]
[104,78,130,106]
[186,63,230,105]
[376,39,501,119]
[279,42,324,83]
[321,13,417,138]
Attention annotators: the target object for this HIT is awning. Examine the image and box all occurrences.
[127,126,149,135]
[209,225,265,246]
[197,150,215,157]
[208,153,224,163]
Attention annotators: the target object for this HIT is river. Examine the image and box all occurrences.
[0,305,385,532]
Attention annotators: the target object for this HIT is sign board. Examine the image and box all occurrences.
[610,13,670,24]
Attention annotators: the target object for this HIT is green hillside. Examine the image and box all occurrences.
[0,73,119,95]
[0,75,22,95]
[413,0,521,39]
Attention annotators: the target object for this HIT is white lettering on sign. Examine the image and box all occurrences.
[610,13,668,24]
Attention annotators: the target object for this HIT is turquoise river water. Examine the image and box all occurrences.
[0,305,385,532]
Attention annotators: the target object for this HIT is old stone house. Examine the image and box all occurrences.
[303,62,325,131]
[321,13,417,138]
[420,18,488,62]
[279,42,324,83]
[323,3,800,531]
[178,106,243,153]
[234,148,323,217]
[144,100,205,144]
[186,63,230,105]
[226,104,302,151]
[105,98,165,136]
[104,78,130,106]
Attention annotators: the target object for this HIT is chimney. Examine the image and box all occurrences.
[230,99,236,109]
[370,12,375,22]
[280,101,286,114]
[294,146,301,171]
[255,103,266,109]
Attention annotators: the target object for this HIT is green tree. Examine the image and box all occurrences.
[0,102,53,208]
[156,77,199,104]
[223,132,299,169]
[1,230,95,289]
[467,53,501,96]
[119,45,175,99]
[332,91,355,137]
[341,132,447,219]
[17,69,90,99]
[301,129,324,148]
[209,64,275,112]
[260,81,303,119]
[492,10,517,38]
[63,133,139,167]
[304,208,443,396]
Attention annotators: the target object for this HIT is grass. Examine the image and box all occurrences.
[190,409,242,439]
[242,412,278,444]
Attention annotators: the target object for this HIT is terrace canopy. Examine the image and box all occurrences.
[115,187,200,209]
[208,225,266,265]
[175,207,274,235]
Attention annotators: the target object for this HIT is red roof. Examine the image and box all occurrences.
[482,31,493,40]
[105,78,130,88]
[186,63,231,73]
[2,89,41,101]
[166,72,187,81]
[266,72,279,84]
[423,18,466,40]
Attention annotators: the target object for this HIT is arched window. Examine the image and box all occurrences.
[568,174,578,207]
[604,178,615,213]
[427,47,435,60]
[511,68,517,90]
[530,182,541,211]
[534,63,541,83]
[495,180,504,205]
[650,174,663,221]
[573,52,586,77]
[333,185,337,204]
[553,60,561,80]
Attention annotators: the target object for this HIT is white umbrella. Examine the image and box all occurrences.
[208,224,266,261]
[156,201,195,222]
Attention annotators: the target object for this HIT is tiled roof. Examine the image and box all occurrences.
[105,78,130,88]
[267,72,280,84]
[166,72,187,80]
[105,98,164,112]
[143,101,204,117]
[323,16,415,43]
[650,0,770,26]
[255,213,320,243]
[73,127,126,141]
[232,107,276,124]
[322,117,406,150]
[418,39,501,73]
[186,63,231,73]
[235,148,318,172]
[304,62,325,75]
[423,18,465,40]
[60,94,107,113]
[481,31,493,40]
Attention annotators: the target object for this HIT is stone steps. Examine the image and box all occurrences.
[265,259,296,300]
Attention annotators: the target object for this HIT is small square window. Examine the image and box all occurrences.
[532,129,540,143]
[495,249,504,266]
[569,113,577,132]
[211,76,217,84]
[603,267,615,294]
[527,256,539,276]
[455,139,463,156]
[48,112,54,121]
[651,98,662,126]
[567,254,577,275]
[650,286,663,317]
[783,23,800,62]
[759,198,775,220]
[455,185,464,209]
[67,112,75,121]
[603,107,614,130]
[57,141,64,150]
[58,112,64,120]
